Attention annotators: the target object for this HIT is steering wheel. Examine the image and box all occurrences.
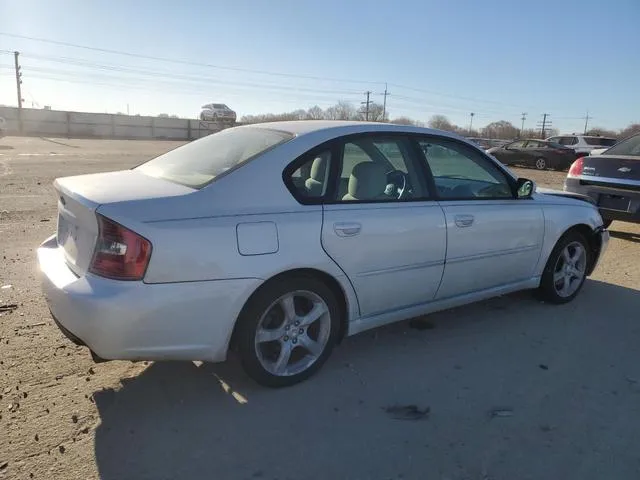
[386,170,408,199]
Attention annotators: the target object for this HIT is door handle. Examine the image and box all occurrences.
[334,222,361,237]
[454,215,474,228]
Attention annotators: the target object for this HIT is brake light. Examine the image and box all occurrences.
[568,157,584,177]
[89,215,152,280]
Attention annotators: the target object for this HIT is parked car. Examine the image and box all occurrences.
[200,103,236,123]
[564,133,640,228]
[38,121,608,387]
[487,139,578,170]
[546,134,617,157]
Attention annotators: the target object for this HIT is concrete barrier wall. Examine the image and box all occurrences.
[0,106,226,140]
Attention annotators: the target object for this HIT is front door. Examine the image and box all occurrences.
[416,137,544,299]
[321,136,446,317]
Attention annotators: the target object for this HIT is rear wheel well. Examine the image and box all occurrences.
[229,268,349,350]
[562,224,601,275]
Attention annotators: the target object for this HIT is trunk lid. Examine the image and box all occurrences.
[54,170,194,276]
[581,155,640,183]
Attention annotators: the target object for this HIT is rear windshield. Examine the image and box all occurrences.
[136,127,293,188]
[602,134,640,156]
[584,137,617,146]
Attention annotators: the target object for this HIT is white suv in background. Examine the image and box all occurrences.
[200,103,237,123]
[546,134,617,156]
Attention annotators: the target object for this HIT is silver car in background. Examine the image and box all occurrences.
[38,121,609,387]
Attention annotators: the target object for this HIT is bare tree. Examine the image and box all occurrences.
[356,102,385,122]
[428,115,456,132]
[586,127,617,137]
[481,120,518,140]
[327,101,357,120]
[305,105,324,120]
[391,116,418,126]
[617,123,640,139]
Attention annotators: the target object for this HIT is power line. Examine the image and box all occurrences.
[0,32,385,86]
[520,112,527,136]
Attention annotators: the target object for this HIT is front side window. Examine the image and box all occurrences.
[418,139,513,199]
[137,127,292,188]
[335,137,426,202]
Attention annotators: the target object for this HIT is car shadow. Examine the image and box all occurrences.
[93,280,640,480]
[610,229,640,244]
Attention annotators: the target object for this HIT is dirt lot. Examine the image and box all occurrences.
[1,136,639,480]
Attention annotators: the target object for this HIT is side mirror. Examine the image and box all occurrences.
[516,178,535,198]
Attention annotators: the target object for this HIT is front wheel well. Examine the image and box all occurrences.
[561,223,602,275]
[229,268,349,350]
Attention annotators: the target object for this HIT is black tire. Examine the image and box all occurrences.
[535,157,547,170]
[236,275,341,388]
[537,230,591,304]
[602,219,613,229]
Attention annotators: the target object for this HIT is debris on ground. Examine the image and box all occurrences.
[384,404,430,420]
[1,285,12,290]
[71,414,78,423]
[489,407,514,418]
[408,318,435,330]
[58,445,65,454]
[0,304,18,313]
[8,402,19,413]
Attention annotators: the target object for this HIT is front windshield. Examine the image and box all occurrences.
[602,134,640,156]
[136,127,293,188]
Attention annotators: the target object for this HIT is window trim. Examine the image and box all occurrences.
[411,134,519,201]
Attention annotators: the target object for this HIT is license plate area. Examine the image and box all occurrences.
[598,194,630,212]
[57,213,79,259]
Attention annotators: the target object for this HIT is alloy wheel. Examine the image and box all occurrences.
[553,241,587,298]
[254,290,331,377]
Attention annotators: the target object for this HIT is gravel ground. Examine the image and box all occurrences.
[1,136,639,480]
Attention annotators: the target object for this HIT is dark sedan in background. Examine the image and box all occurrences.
[488,139,578,170]
[564,133,640,228]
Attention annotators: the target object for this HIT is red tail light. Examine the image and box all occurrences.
[568,157,584,177]
[89,215,152,280]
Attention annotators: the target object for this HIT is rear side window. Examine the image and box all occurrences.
[584,137,617,146]
[557,136,578,146]
[288,150,332,200]
[602,134,640,156]
[136,127,292,188]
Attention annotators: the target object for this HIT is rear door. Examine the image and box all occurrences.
[320,134,446,317]
[416,136,544,299]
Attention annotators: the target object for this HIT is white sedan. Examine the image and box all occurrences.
[38,121,609,387]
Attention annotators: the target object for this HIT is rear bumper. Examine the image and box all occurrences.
[564,179,640,224]
[37,235,261,362]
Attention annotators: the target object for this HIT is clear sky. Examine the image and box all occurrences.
[1,0,638,132]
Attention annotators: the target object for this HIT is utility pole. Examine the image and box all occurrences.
[381,84,390,122]
[469,112,475,132]
[14,51,23,133]
[538,113,551,139]
[583,111,591,134]
[361,91,372,121]
[520,112,527,137]
[14,51,23,109]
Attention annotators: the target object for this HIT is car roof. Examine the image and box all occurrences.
[238,120,464,140]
